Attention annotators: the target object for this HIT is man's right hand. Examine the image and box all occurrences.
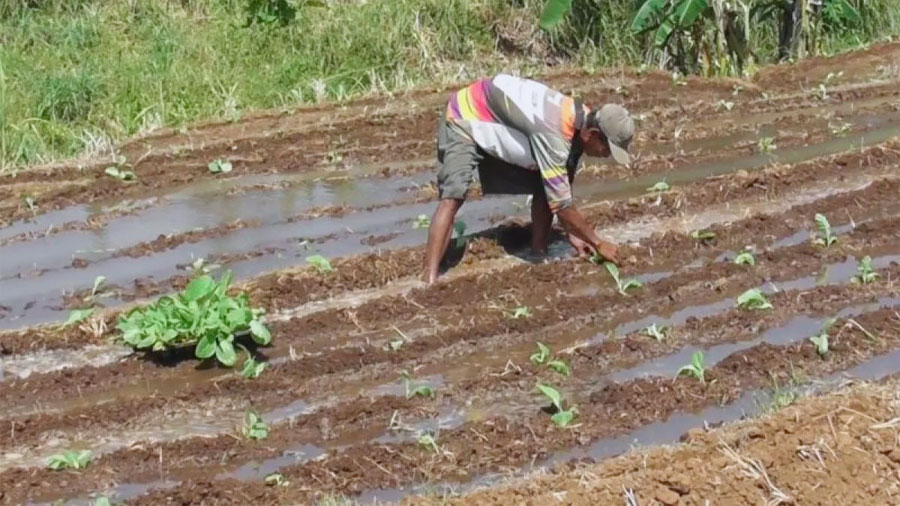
[596,240,619,265]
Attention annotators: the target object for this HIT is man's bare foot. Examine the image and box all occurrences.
[421,270,438,285]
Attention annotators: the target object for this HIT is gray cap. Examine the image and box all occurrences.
[595,104,634,165]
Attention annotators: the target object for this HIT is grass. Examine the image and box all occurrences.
[1,0,899,171]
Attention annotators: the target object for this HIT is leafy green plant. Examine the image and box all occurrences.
[510,306,532,319]
[417,433,440,453]
[757,137,777,152]
[47,450,91,470]
[305,255,333,273]
[644,323,668,342]
[646,181,670,193]
[715,99,735,111]
[399,370,435,399]
[530,342,551,365]
[690,229,716,241]
[538,0,573,29]
[812,213,837,247]
[547,360,571,377]
[412,214,431,229]
[829,121,852,136]
[734,250,755,266]
[535,383,577,427]
[265,472,289,487]
[208,159,233,174]
[809,318,835,357]
[389,339,404,351]
[604,262,642,296]
[242,410,269,440]
[453,220,467,248]
[116,272,271,367]
[94,497,113,506]
[676,350,706,383]
[241,355,267,379]
[736,288,773,310]
[852,256,879,284]
[104,166,136,181]
[64,308,95,327]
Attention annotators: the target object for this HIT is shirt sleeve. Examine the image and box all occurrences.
[530,133,573,213]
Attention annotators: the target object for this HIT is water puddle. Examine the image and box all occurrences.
[225,443,326,481]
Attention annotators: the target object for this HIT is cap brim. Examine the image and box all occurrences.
[609,141,630,165]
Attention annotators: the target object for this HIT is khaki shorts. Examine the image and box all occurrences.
[436,118,542,200]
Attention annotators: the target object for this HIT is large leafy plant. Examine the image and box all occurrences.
[117,272,271,366]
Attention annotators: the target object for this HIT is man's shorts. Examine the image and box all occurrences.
[436,118,542,200]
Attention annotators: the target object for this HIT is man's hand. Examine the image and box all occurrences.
[568,233,595,258]
[596,240,619,265]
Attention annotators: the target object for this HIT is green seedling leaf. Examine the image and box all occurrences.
[530,342,551,365]
[550,408,577,427]
[547,360,571,377]
[453,220,468,248]
[813,213,837,247]
[241,355,267,379]
[242,410,269,440]
[604,262,642,295]
[644,323,668,342]
[389,339,404,351]
[88,275,107,300]
[94,497,112,506]
[646,181,670,193]
[690,229,716,241]
[809,333,829,357]
[412,214,431,229]
[511,306,532,319]
[736,288,773,310]
[265,472,288,487]
[208,159,233,174]
[306,255,333,273]
[408,385,434,399]
[104,167,136,181]
[183,275,215,301]
[757,137,777,152]
[46,450,91,470]
[734,250,755,266]
[676,350,706,383]
[249,319,271,345]
[417,433,440,453]
[852,256,879,284]
[216,338,237,366]
[23,195,37,213]
[536,383,562,411]
[196,335,217,359]
[65,308,94,327]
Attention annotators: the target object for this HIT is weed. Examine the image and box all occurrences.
[852,256,879,284]
[812,213,837,247]
[208,159,233,174]
[399,369,435,398]
[530,342,551,365]
[412,214,431,229]
[117,272,271,367]
[646,181,670,193]
[603,262,642,296]
[65,308,95,327]
[734,250,756,266]
[265,472,289,487]
[644,323,668,342]
[242,410,269,440]
[809,318,835,357]
[676,350,706,383]
[306,255,333,273]
[757,137,777,152]
[417,433,440,453]
[690,229,716,241]
[47,450,91,470]
[240,355,267,379]
[535,383,577,427]
[547,360,571,377]
[736,288,773,310]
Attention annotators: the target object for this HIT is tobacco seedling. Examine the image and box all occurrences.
[813,213,837,247]
[809,318,835,357]
[715,99,735,111]
[265,473,289,487]
[412,214,431,229]
[757,137,777,153]
[87,275,107,301]
[208,159,233,174]
[242,410,269,440]
[47,450,91,470]
[830,121,852,136]
[104,166,136,181]
[94,497,113,506]
[676,351,707,383]
[691,229,716,242]
[399,370,435,399]
[646,181,670,193]
[644,323,668,342]
[530,342,551,365]
[604,262,642,296]
[852,256,879,284]
[547,360,571,377]
[453,220,467,248]
[65,308,95,327]
[417,433,440,453]
[535,383,577,427]
[736,288,773,310]
[23,195,37,214]
[240,355,267,379]
[510,306,532,319]
[734,250,756,266]
[389,339,404,351]
[306,255,333,273]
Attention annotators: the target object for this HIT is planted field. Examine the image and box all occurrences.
[2,43,900,505]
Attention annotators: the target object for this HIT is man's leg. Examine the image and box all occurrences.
[531,190,552,255]
[422,198,464,284]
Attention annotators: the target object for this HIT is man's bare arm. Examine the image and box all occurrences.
[557,206,619,263]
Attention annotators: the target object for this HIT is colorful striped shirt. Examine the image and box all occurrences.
[446,74,585,212]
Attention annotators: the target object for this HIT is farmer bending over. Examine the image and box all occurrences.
[422,74,634,284]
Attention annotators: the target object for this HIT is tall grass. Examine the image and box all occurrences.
[1,0,898,172]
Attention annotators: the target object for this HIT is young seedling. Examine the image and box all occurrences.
[734,250,756,266]
[399,370,435,399]
[240,355,267,379]
[86,275,107,302]
[547,359,571,377]
[812,213,837,247]
[265,472,289,487]
[23,195,37,214]
[671,72,687,87]
[417,433,440,453]
[64,308,95,327]
[676,351,707,383]
[852,256,880,284]
[510,306,532,319]
[47,450,91,470]
[644,323,668,342]
[530,342,551,365]
[412,214,431,229]
[736,288,773,310]
[829,121,852,136]
[242,410,269,440]
[809,318,835,357]
[94,497,113,506]
[453,220,467,248]
[757,137,777,153]
[690,229,716,242]
[646,181,670,193]
[715,99,735,111]
[535,383,577,427]
[208,159,233,174]
[305,255,333,273]
[604,262,642,296]
[389,339,404,351]
[104,166,136,181]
